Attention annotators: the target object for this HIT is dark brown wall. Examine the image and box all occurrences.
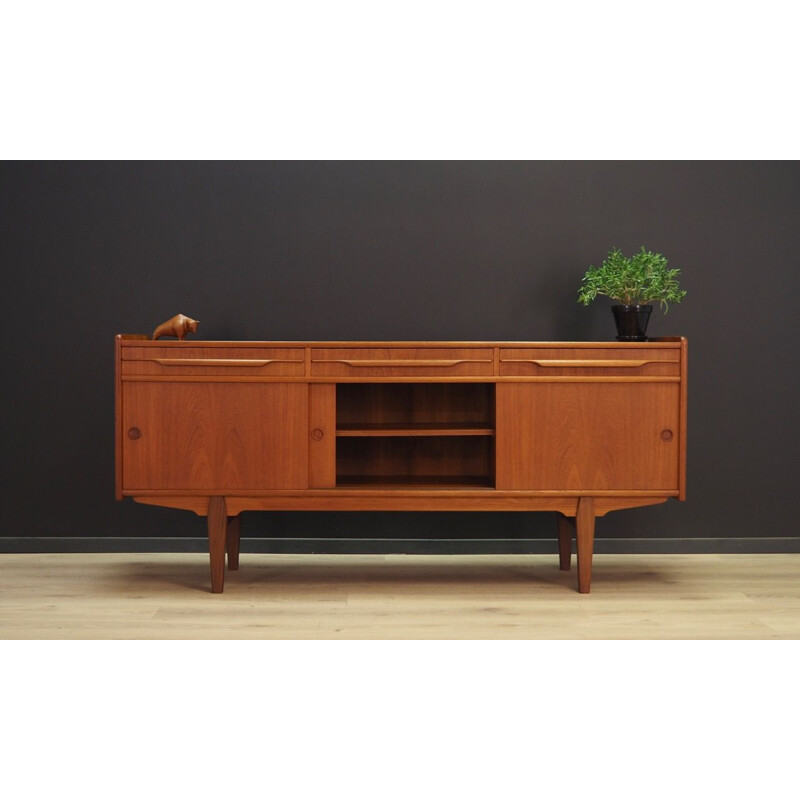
[2,161,798,550]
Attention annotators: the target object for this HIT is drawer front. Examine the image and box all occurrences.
[311,348,494,378]
[121,347,305,377]
[499,347,680,377]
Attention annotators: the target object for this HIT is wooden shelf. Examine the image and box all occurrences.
[336,475,494,489]
[336,423,495,437]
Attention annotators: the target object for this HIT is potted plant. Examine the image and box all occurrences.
[578,246,686,341]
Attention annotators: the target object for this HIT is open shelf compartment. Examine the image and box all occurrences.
[335,383,496,488]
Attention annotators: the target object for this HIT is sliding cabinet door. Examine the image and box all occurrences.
[122,382,308,491]
[496,383,680,492]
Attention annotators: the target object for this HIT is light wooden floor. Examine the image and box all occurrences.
[1,552,799,639]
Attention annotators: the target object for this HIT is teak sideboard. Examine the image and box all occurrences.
[115,337,688,593]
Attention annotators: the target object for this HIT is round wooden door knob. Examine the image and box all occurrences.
[310,428,324,441]
[660,429,673,442]
[128,427,141,440]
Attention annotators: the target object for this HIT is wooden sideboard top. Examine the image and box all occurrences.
[118,336,685,347]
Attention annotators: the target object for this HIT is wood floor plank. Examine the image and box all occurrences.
[1,553,798,639]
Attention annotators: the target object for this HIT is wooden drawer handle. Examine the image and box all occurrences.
[313,359,492,368]
[152,358,303,367]
[501,359,678,368]
[128,427,141,440]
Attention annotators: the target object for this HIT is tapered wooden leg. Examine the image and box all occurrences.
[575,497,595,594]
[207,496,227,593]
[226,515,241,571]
[557,513,574,570]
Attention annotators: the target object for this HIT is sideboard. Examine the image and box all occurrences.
[115,337,687,593]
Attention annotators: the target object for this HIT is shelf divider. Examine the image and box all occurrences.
[336,475,493,488]
[336,423,495,437]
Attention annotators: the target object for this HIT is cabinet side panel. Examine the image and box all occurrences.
[309,384,336,488]
[680,338,688,500]
[496,382,680,492]
[122,382,308,490]
[115,336,122,500]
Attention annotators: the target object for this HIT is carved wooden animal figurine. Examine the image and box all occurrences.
[152,314,199,341]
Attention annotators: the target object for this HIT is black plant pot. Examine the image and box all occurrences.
[611,304,653,342]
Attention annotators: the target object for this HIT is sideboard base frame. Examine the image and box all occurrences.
[131,492,670,594]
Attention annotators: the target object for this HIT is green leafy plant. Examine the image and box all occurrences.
[578,246,687,312]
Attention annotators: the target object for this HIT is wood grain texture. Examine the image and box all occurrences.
[122,347,305,377]
[500,347,681,377]
[115,335,122,500]
[226,515,240,571]
[207,496,226,593]
[517,359,677,368]
[122,382,308,491]
[122,346,305,361]
[121,375,680,384]
[129,493,670,515]
[5,553,791,640]
[152,313,199,341]
[557,514,574,571]
[120,339,683,348]
[576,497,595,593]
[321,359,485,367]
[224,495,582,514]
[336,423,495,437]
[679,337,688,501]
[495,382,680,491]
[309,384,336,488]
[132,495,212,515]
[336,436,493,485]
[116,338,687,595]
[336,382,493,426]
[127,488,675,498]
[122,363,306,378]
[152,358,297,367]
[311,347,494,377]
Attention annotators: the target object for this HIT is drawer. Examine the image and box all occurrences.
[121,347,305,377]
[311,347,494,378]
[499,347,681,377]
